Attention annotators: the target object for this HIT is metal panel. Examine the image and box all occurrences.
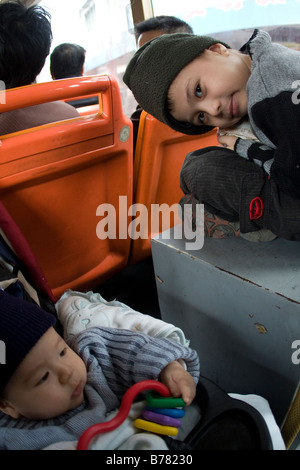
[151,229,300,425]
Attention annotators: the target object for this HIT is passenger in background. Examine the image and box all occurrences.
[0,2,79,136]
[50,43,86,80]
[134,15,193,48]
[130,16,194,152]
[50,42,99,110]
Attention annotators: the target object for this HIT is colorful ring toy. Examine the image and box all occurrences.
[76,380,171,450]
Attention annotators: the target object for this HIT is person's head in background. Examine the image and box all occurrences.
[50,43,86,80]
[135,15,193,48]
[0,1,52,89]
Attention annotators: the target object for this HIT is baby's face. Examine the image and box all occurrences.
[168,43,251,130]
[2,327,87,420]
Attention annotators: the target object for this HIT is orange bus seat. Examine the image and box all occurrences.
[0,75,133,300]
[130,111,218,264]
[78,104,101,116]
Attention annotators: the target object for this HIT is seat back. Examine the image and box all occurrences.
[0,200,56,309]
[130,111,218,263]
[64,93,100,116]
[0,75,133,300]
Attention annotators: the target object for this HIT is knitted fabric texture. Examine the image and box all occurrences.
[0,289,56,393]
[123,33,229,135]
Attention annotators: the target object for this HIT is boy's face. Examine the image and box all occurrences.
[168,43,251,129]
[0,327,87,420]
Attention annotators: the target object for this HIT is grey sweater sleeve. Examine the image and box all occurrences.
[72,327,200,398]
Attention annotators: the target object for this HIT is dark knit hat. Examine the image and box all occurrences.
[0,289,56,393]
[123,33,230,135]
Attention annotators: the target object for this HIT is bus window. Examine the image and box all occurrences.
[37,0,299,117]
[152,0,300,37]
[152,0,300,51]
[38,0,137,116]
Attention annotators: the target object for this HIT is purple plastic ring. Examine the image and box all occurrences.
[141,409,182,428]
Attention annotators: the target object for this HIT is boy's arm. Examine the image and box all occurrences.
[234,138,274,174]
[218,133,275,175]
[235,90,300,200]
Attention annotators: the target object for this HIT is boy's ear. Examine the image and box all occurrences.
[0,399,21,419]
[208,43,229,56]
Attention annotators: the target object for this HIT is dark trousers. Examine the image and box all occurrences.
[180,147,300,241]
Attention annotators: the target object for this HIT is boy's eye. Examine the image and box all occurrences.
[195,84,202,98]
[198,112,205,124]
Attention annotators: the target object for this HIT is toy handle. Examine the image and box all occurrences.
[77,380,171,450]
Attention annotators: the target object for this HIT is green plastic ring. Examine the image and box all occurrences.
[146,392,185,408]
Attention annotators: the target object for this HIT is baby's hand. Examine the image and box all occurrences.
[159,361,196,406]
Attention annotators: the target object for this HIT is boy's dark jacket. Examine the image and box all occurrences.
[233,30,300,201]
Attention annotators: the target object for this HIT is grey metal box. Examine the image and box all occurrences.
[151,229,300,425]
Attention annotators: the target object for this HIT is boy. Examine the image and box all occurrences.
[124,30,300,241]
[0,289,199,450]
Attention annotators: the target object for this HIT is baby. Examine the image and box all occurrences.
[0,289,199,450]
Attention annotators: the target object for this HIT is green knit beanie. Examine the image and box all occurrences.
[123,33,230,135]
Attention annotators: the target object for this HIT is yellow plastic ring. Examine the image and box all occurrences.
[134,418,178,436]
